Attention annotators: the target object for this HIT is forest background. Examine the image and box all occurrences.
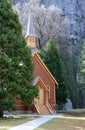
[12,0,85,108]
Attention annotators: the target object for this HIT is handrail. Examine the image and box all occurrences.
[35,104,40,114]
[46,100,53,114]
[34,99,40,114]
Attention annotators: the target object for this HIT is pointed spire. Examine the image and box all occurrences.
[25,13,36,49]
[25,14,36,37]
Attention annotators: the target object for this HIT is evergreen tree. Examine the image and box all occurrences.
[78,41,85,107]
[0,0,38,117]
[39,38,67,108]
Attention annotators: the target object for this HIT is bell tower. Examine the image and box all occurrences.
[25,14,36,48]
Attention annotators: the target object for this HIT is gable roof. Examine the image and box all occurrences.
[31,76,39,85]
[32,52,58,85]
[31,76,49,91]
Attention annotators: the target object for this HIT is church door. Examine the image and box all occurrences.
[39,89,44,105]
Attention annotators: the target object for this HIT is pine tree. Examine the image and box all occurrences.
[0,0,38,117]
[78,41,85,107]
[39,38,67,108]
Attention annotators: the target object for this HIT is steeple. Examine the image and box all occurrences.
[25,14,36,48]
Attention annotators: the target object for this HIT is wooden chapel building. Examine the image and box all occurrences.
[16,15,58,115]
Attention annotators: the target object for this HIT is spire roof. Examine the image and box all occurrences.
[25,14,36,37]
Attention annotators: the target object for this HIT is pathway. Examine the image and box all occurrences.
[9,114,64,130]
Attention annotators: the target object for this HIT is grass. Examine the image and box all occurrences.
[35,117,85,130]
[57,109,85,117]
[0,110,85,130]
[35,110,85,130]
[0,115,39,130]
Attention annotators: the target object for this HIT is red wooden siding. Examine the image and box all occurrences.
[32,54,56,109]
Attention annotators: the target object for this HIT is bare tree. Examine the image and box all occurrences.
[13,2,30,35]
[29,3,69,48]
[13,2,69,48]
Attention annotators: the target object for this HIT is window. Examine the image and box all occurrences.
[30,38,34,42]
[47,85,50,98]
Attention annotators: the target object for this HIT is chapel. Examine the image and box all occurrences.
[16,14,58,114]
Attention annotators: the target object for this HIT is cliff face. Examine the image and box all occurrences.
[40,0,85,45]
[13,0,85,45]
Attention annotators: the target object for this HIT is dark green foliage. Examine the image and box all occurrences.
[78,41,85,86]
[0,0,38,116]
[39,38,67,106]
[78,40,85,108]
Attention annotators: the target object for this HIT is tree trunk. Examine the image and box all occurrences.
[0,111,3,118]
[38,38,42,49]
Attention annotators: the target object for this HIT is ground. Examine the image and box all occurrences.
[0,116,39,130]
[35,117,85,130]
[0,110,85,130]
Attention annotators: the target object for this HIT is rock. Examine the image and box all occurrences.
[63,98,73,110]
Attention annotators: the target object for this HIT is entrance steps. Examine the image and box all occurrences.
[38,105,51,115]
